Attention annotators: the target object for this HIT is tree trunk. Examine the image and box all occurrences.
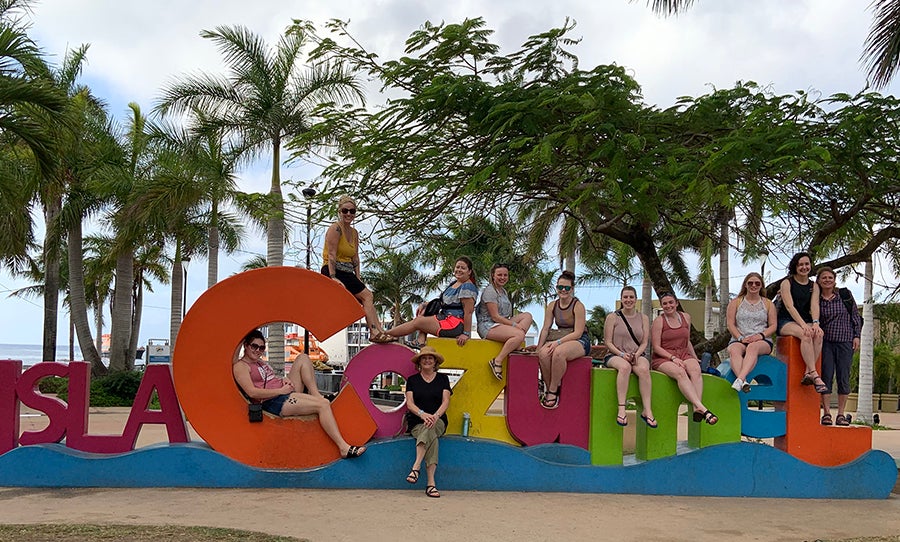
[642,273,653,358]
[108,247,134,373]
[67,220,105,376]
[704,283,714,339]
[170,245,184,347]
[93,300,103,357]
[42,198,61,362]
[857,258,875,425]
[564,253,576,273]
[267,139,285,375]
[718,222,730,334]
[208,201,220,289]
[68,314,74,362]
[128,278,143,370]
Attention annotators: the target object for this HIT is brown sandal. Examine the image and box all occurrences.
[821,413,833,426]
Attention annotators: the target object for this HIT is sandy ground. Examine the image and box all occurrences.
[3,407,900,542]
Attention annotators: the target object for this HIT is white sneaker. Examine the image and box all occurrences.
[731,378,744,392]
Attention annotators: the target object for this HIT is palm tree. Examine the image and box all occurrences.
[156,22,364,372]
[638,0,900,89]
[361,243,432,327]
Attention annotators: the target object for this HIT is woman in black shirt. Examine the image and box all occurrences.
[404,346,452,498]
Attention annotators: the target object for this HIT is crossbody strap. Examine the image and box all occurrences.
[616,310,640,346]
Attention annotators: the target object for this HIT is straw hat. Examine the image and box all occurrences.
[411,345,444,367]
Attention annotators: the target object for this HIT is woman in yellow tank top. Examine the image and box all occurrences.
[323,196,390,342]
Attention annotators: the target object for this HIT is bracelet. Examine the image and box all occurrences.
[418,409,424,416]
[759,333,765,339]
[670,355,676,361]
[460,332,469,336]
[812,319,819,323]
[556,339,562,345]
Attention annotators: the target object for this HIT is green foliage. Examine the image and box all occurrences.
[37,376,68,394]
[56,371,147,407]
[585,305,609,345]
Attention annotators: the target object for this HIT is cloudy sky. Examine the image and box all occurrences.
[0,0,895,347]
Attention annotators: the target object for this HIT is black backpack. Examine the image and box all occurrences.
[838,287,863,328]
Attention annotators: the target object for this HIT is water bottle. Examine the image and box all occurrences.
[462,412,471,437]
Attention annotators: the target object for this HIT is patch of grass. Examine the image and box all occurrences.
[0,523,306,541]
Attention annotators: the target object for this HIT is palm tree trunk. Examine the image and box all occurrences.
[718,222,730,334]
[704,283,714,339]
[642,272,653,357]
[208,201,220,288]
[42,198,61,362]
[170,245,184,346]
[108,248,134,372]
[67,220,105,375]
[857,258,875,424]
[93,301,103,356]
[128,279,143,370]
[266,140,285,374]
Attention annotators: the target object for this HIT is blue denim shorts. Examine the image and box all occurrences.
[576,331,591,356]
[261,393,290,416]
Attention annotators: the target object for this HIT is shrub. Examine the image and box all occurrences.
[56,371,147,407]
[37,376,68,395]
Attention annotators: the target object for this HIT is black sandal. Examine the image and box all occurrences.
[342,445,366,459]
[821,413,833,426]
[702,410,718,425]
[406,468,419,484]
[425,485,441,498]
[488,358,503,380]
[542,388,560,410]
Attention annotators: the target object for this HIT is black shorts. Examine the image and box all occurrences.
[322,265,366,295]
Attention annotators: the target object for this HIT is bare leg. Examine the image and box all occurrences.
[547,342,585,392]
[287,354,322,398]
[657,361,708,414]
[741,341,771,380]
[632,356,654,420]
[355,288,384,335]
[485,325,526,377]
[605,356,632,420]
[780,322,825,387]
[280,393,358,456]
[728,342,746,379]
[386,316,441,339]
[838,394,848,418]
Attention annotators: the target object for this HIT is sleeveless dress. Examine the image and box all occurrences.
[651,312,693,370]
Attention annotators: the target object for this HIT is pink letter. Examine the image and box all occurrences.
[120,364,188,446]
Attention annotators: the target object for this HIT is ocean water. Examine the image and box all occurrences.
[0,344,81,366]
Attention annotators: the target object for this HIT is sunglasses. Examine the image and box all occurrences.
[556,285,572,291]
[746,281,762,286]
[248,343,266,352]
[340,208,357,215]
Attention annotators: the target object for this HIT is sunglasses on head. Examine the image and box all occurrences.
[248,343,266,352]
[556,284,572,291]
[340,208,357,215]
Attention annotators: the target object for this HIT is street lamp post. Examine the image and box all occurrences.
[301,187,316,355]
[182,256,191,319]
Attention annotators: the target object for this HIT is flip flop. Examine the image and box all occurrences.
[616,414,628,427]
[342,445,366,459]
[406,468,419,484]
[640,414,658,428]
[425,485,441,498]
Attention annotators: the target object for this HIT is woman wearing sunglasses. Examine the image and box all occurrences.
[232,329,366,459]
[323,195,390,343]
[726,273,776,393]
[535,271,591,409]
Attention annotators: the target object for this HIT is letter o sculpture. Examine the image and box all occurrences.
[172,267,367,469]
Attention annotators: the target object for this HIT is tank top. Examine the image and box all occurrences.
[552,298,581,329]
[247,360,282,390]
[777,277,813,323]
[611,311,643,352]
[735,297,769,336]
[322,224,356,266]
[652,312,693,366]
